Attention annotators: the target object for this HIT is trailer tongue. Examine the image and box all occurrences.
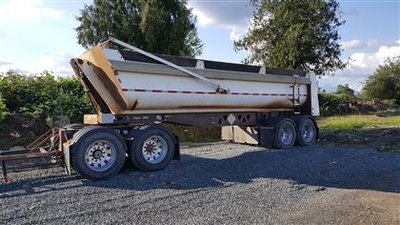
[0,129,63,182]
[1,37,319,181]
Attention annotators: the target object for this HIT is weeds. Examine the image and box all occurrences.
[319,114,400,132]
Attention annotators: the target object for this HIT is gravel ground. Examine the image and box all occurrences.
[1,142,399,225]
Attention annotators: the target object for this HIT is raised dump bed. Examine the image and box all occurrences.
[1,38,320,181]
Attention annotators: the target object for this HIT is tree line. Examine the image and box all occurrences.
[0,72,93,123]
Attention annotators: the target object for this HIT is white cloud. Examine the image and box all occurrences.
[319,42,400,92]
[340,39,367,50]
[229,26,248,42]
[229,28,240,42]
[0,0,63,24]
[189,0,253,41]
[0,52,74,76]
[0,31,6,39]
[189,0,253,28]
[340,39,398,50]
[191,6,213,27]
[0,60,12,66]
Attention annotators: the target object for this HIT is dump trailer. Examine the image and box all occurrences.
[0,37,319,181]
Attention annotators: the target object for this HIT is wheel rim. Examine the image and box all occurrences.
[84,140,117,172]
[280,125,295,146]
[142,135,168,164]
[302,122,315,143]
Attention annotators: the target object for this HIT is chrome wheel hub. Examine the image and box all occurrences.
[142,135,168,164]
[85,140,116,172]
[302,123,315,143]
[280,127,294,145]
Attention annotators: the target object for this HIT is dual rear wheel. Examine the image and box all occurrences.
[272,116,317,149]
[71,126,175,180]
[70,127,127,180]
[129,127,176,171]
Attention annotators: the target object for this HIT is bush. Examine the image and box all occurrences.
[48,77,94,123]
[362,58,400,104]
[0,94,6,120]
[336,84,355,97]
[318,92,397,117]
[0,72,94,123]
[318,92,355,116]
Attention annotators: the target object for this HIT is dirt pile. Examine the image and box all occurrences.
[0,113,49,149]
[320,99,398,116]
[319,128,400,152]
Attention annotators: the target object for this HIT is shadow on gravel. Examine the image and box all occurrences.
[1,145,399,198]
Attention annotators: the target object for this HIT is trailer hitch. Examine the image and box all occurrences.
[0,129,64,183]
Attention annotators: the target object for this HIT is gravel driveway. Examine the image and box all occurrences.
[1,142,399,224]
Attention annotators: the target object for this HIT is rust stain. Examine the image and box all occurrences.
[130,100,138,110]
[92,64,128,110]
[80,45,130,111]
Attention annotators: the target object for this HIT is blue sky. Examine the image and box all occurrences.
[0,0,399,92]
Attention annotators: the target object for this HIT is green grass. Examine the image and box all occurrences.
[319,114,400,132]
[389,146,400,153]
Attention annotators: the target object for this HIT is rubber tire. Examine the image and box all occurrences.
[71,127,126,180]
[295,117,317,146]
[272,118,296,149]
[129,127,175,171]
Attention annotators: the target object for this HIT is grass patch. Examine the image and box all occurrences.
[389,146,400,153]
[318,112,400,153]
[319,114,400,132]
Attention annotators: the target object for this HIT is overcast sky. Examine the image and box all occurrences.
[0,0,399,92]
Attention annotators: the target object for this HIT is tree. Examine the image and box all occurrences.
[336,84,355,97]
[0,94,6,120]
[75,0,202,57]
[362,58,400,104]
[234,0,346,76]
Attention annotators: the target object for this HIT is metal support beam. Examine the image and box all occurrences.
[103,37,229,94]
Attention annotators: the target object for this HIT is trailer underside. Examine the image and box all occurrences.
[1,111,318,182]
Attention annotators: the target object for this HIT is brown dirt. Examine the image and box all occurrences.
[290,190,400,225]
[354,191,400,224]
[0,113,49,150]
[319,128,400,152]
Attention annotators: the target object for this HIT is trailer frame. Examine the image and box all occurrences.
[0,110,318,182]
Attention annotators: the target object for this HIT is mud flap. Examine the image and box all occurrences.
[173,134,180,160]
[63,143,72,175]
[258,126,275,147]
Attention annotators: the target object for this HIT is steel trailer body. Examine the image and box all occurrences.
[1,38,320,181]
[70,38,319,124]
